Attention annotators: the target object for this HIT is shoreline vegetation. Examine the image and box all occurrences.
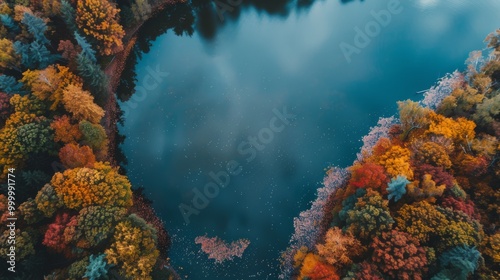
[282,31,500,279]
[0,0,498,279]
[0,0,185,278]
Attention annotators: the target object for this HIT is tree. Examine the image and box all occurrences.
[344,189,394,240]
[436,207,483,251]
[0,38,19,70]
[414,141,452,169]
[398,100,431,140]
[0,91,12,123]
[0,14,20,33]
[432,246,482,280]
[343,262,384,280]
[14,40,58,70]
[473,93,500,127]
[346,162,388,196]
[78,120,108,158]
[0,229,35,261]
[483,233,500,264]
[50,161,132,210]
[441,196,479,220]
[22,64,83,110]
[68,258,90,280]
[387,175,409,202]
[84,254,112,280]
[62,84,105,124]
[438,86,484,117]
[427,114,476,146]
[131,188,170,256]
[376,145,413,180]
[105,218,159,279]
[14,5,33,22]
[51,115,82,144]
[316,227,364,268]
[0,74,23,93]
[76,206,127,246]
[76,0,125,55]
[359,116,397,159]
[406,174,445,202]
[61,0,78,32]
[19,198,44,224]
[43,212,74,255]
[16,119,54,154]
[299,253,339,280]
[131,0,152,22]
[74,31,96,62]
[395,201,446,244]
[371,229,428,280]
[59,143,96,168]
[34,184,63,217]
[21,12,49,44]
[455,154,489,177]
[290,168,349,250]
[58,39,81,70]
[41,0,61,17]
[413,164,454,189]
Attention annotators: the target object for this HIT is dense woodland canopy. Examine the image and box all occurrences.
[0,0,179,278]
[0,0,498,279]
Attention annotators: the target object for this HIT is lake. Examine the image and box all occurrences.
[119,0,500,279]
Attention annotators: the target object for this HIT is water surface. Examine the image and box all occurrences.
[120,1,500,278]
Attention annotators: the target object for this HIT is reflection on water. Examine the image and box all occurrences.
[119,0,500,279]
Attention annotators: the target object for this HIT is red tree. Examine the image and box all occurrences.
[414,164,454,189]
[348,162,389,195]
[59,143,96,168]
[42,212,75,257]
[441,196,480,220]
[371,229,428,280]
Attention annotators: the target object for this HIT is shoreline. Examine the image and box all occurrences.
[102,0,184,166]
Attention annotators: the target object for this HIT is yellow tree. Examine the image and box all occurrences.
[76,0,125,55]
[0,39,19,70]
[50,162,132,210]
[62,84,104,124]
[22,65,83,110]
[376,145,414,180]
[427,113,476,146]
[105,218,159,279]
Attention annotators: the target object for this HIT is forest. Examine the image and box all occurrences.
[0,0,499,279]
[283,31,500,280]
[0,0,182,278]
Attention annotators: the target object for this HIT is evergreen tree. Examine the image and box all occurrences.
[74,31,96,62]
[21,13,49,45]
[60,0,78,32]
[0,14,20,32]
[0,75,23,94]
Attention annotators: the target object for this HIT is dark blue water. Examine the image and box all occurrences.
[119,1,500,279]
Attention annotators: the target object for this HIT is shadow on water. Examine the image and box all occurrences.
[117,0,338,101]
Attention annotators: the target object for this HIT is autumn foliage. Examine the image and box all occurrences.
[371,229,428,280]
[50,162,132,210]
[59,143,96,168]
[105,218,159,279]
[76,0,125,55]
[285,31,500,279]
